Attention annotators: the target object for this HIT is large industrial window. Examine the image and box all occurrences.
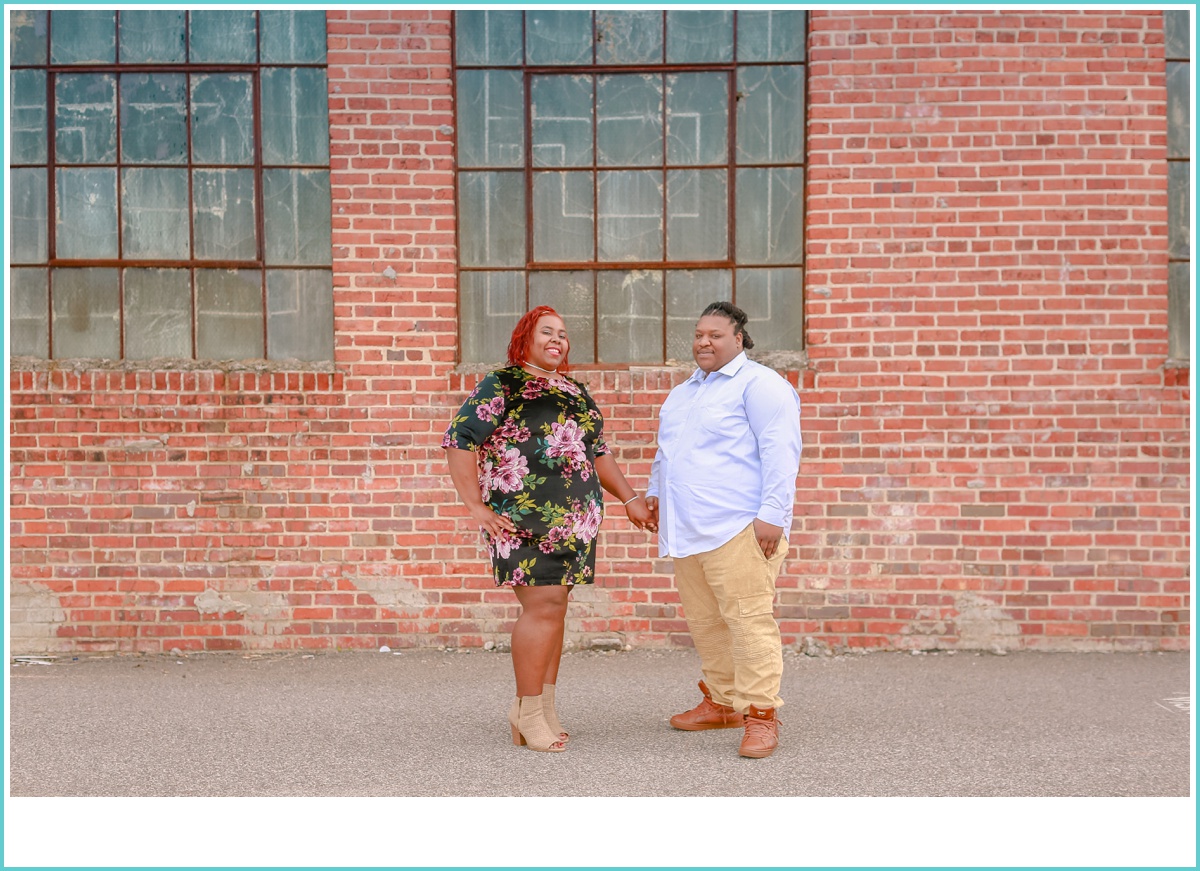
[1165,10,1190,363]
[453,10,807,364]
[8,9,334,363]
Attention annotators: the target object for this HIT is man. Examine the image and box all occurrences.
[645,301,803,758]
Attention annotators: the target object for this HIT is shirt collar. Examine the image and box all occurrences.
[689,351,748,383]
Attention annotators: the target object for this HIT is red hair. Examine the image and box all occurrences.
[506,306,571,374]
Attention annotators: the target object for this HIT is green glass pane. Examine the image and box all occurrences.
[190,10,256,63]
[597,269,663,363]
[191,74,255,166]
[262,67,330,166]
[55,74,117,164]
[120,73,187,164]
[737,66,805,165]
[737,11,806,62]
[1165,10,1190,60]
[666,73,729,166]
[666,269,731,361]
[458,172,526,267]
[596,11,663,65]
[50,10,116,64]
[10,269,50,358]
[598,170,663,262]
[525,10,593,65]
[194,169,257,261]
[666,11,732,63]
[667,170,727,262]
[261,10,326,63]
[597,74,663,167]
[456,70,524,168]
[456,11,523,66]
[266,269,334,362]
[529,271,594,363]
[11,71,47,165]
[533,171,594,262]
[56,168,118,259]
[1168,162,1190,261]
[531,75,594,168]
[121,169,190,259]
[51,268,120,359]
[10,11,48,65]
[1167,62,1190,161]
[459,271,526,363]
[263,170,333,265]
[736,167,804,264]
[124,268,192,359]
[196,269,263,360]
[119,10,186,63]
[11,169,48,264]
[736,268,803,352]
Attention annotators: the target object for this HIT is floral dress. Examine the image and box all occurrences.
[442,366,610,586]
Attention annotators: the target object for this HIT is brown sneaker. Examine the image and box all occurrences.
[669,680,745,731]
[738,704,779,758]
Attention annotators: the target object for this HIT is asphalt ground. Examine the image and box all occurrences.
[5,647,1195,868]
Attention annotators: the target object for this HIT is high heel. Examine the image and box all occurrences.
[542,683,569,743]
[508,695,566,752]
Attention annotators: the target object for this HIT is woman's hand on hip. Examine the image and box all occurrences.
[469,502,517,537]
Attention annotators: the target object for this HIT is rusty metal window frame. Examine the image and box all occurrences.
[1165,10,1191,364]
[9,9,333,363]
[452,10,809,366]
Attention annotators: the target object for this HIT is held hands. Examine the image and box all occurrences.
[468,502,517,538]
[625,495,658,534]
[753,518,784,559]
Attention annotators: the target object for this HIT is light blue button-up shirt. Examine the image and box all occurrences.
[648,352,802,559]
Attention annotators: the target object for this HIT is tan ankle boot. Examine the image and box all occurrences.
[542,683,569,742]
[508,695,566,752]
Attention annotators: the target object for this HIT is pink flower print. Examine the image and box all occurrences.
[510,566,527,585]
[488,526,520,560]
[571,500,602,542]
[539,524,571,554]
[545,419,586,466]
[476,395,505,422]
[488,447,528,493]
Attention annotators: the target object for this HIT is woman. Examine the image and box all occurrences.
[443,306,654,752]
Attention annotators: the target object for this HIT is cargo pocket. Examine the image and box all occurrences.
[737,592,776,618]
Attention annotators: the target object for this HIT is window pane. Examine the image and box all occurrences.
[458,172,526,267]
[262,68,331,166]
[736,167,804,264]
[51,268,120,358]
[10,269,50,358]
[56,168,118,259]
[525,10,593,66]
[665,269,731,361]
[11,10,48,65]
[598,170,663,261]
[122,168,190,259]
[267,270,334,362]
[120,73,188,164]
[737,66,806,165]
[1168,262,1191,360]
[529,271,594,363]
[124,268,192,359]
[1165,10,1190,59]
[596,11,663,65]
[597,269,663,362]
[11,169,48,264]
[191,74,255,166]
[260,10,326,64]
[666,11,732,63]
[666,73,729,166]
[597,74,663,167]
[196,269,263,359]
[1167,62,1190,161]
[194,169,257,261]
[737,268,803,351]
[459,271,526,363]
[1168,161,1190,260]
[50,10,116,64]
[667,170,727,261]
[456,11,524,66]
[737,11,806,62]
[11,70,48,164]
[531,75,594,168]
[55,74,117,164]
[189,10,257,63]
[533,172,594,262]
[119,10,186,63]
[456,70,524,168]
[263,169,333,265]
